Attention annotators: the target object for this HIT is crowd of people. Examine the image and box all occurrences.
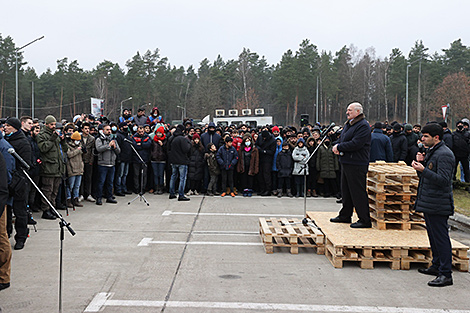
[0,103,469,290]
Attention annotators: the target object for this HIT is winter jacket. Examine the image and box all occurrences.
[116,130,132,163]
[205,151,220,175]
[0,153,9,218]
[442,128,453,150]
[66,141,84,177]
[237,147,259,176]
[95,133,121,166]
[276,149,293,178]
[216,145,238,170]
[337,114,371,166]
[36,126,67,177]
[168,129,191,165]
[414,141,455,216]
[201,131,221,151]
[452,130,470,158]
[81,134,95,165]
[390,132,407,162]
[316,144,339,179]
[131,133,151,163]
[306,137,318,169]
[188,143,205,180]
[405,131,419,148]
[370,128,393,162]
[272,136,283,171]
[134,114,147,126]
[5,129,32,171]
[0,133,15,184]
[232,136,243,151]
[255,133,276,161]
[151,137,167,162]
[292,146,310,176]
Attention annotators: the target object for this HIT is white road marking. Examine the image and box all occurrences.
[137,238,262,247]
[85,292,470,313]
[162,210,303,217]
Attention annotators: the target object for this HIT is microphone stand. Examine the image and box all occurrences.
[127,140,150,206]
[22,167,75,313]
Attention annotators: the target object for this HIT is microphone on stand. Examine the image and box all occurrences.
[124,138,133,144]
[8,148,30,170]
[321,122,335,137]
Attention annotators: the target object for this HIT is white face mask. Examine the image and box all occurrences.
[74,140,81,145]
[133,126,138,132]
[245,141,251,146]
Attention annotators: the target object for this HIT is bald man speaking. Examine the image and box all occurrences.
[331,102,372,228]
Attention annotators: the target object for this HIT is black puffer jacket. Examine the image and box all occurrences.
[256,133,276,160]
[452,130,470,158]
[276,149,293,178]
[6,129,32,170]
[390,132,407,162]
[414,141,455,216]
[337,114,371,166]
[188,143,205,180]
[168,128,191,165]
[116,130,132,163]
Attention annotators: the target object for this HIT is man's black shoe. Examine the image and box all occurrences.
[336,199,342,203]
[169,194,177,199]
[0,282,10,290]
[428,275,453,287]
[14,241,25,250]
[260,191,270,196]
[330,216,351,223]
[41,210,57,220]
[124,190,133,195]
[350,221,372,228]
[96,199,102,205]
[115,192,125,197]
[106,198,117,204]
[28,217,37,225]
[178,196,190,201]
[56,203,67,210]
[418,267,440,276]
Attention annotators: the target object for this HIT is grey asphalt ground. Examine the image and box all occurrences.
[0,194,469,313]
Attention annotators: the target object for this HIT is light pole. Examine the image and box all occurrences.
[15,35,44,118]
[120,96,133,116]
[405,57,421,124]
[176,105,184,121]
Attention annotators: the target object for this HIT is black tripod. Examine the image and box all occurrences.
[126,140,150,206]
[22,168,75,313]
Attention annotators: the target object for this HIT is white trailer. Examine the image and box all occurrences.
[213,115,273,128]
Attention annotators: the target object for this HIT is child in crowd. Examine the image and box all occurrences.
[216,137,239,197]
[316,137,339,197]
[271,136,283,196]
[292,138,310,197]
[276,141,293,197]
[204,143,220,196]
[237,134,259,197]
[150,126,167,194]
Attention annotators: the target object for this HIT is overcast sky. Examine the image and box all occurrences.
[2,0,469,75]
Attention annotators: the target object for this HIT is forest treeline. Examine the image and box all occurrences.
[1,34,469,125]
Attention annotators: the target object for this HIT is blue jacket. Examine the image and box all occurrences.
[337,114,371,166]
[272,136,283,171]
[216,145,238,170]
[414,141,455,216]
[370,129,393,162]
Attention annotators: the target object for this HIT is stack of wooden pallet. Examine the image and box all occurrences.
[367,161,423,230]
[258,218,325,254]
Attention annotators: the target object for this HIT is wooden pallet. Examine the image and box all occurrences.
[324,237,401,269]
[367,177,418,194]
[370,213,426,231]
[400,248,469,271]
[368,189,416,203]
[369,201,414,212]
[259,218,325,254]
[369,209,424,222]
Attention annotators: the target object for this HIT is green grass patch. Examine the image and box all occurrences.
[454,188,470,216]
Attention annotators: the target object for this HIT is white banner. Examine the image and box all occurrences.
[91,98,104,117]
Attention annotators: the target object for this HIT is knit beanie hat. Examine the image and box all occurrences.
[45,115,57,124]
[5,117,21,130]
[272,126,280,132]
[192,133,200,140]
[71,131,81,140]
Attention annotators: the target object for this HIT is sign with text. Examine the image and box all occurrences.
[91,98,104,117]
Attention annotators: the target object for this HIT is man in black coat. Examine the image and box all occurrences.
[255,127,276,196]
[4,117,32,250]
[331,102,371,228]
[130,126,151,194]
[0,153,11,290]
[451,120,470,182]
[390,123,407,162]
[412,123,455,287]
[115,122,132,195]
[168,125,191,201]
[369,122,393,162]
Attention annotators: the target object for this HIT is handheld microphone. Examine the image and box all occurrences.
[8,148,30,170]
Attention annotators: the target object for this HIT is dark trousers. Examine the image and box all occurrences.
[339,163,370,223]
[27,174,40,209]
[454,156,470,183]
[239,171,254,191]
[294,175,305,196]
[207,173,218,193]
[81,163,93,198]
[425,213,452,277]
[259,159,272,192]
[307,167,318,191]
[278,176,291,190]
[7,176,29,243]
[133,163,148,192]
[96,166,115,200]
[40,176,62,211]
[221,169,234,193]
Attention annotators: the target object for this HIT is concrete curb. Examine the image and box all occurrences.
[450,212,470,229]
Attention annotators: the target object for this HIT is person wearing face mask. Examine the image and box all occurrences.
[255,127,276,196]
[237,134,259,197]
[451,120,470,182]
[115,122,133,196]
[65,132,84,208]
[146,107,164,127]
[110,123,118,139]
